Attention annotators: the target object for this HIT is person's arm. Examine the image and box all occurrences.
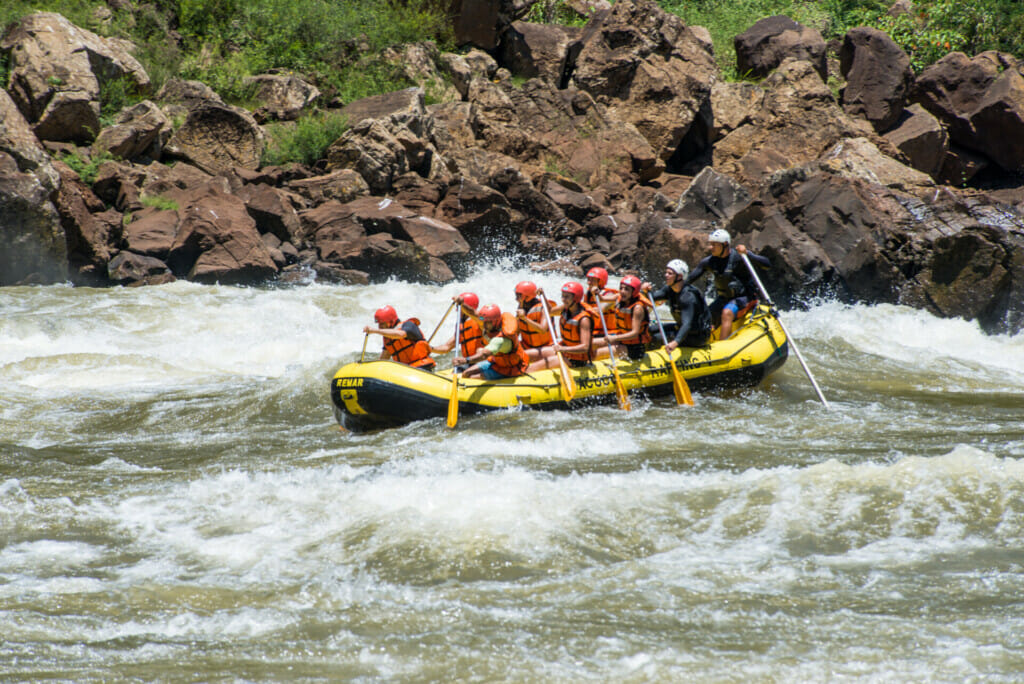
[647,284,670,302]
[518,306,548,333]
[456,335,508,366]
[736,244,770,268]
[363,326,408,340]
[431,335,455,354]
[683,257,708,286]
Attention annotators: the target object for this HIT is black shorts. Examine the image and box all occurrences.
[567,358,590,368]
[624,343,646,360]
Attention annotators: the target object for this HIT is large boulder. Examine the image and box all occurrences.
[501,21,582,87]
[52,160,121,282]
[164,103,265,175]
[734,15,827,81]
[571,0,718,171]
[967,64,1024,175]
[92,99,171,161]
[883,104,948,178]
[0,89,65,285]
[245,73,320,122]
[712,59,878,186]
[911,51,1014,148]
[839,26,913,133]
[0,12,150,143]
[167,185,278,283]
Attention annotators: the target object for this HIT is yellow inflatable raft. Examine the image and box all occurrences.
[331,305,788,432]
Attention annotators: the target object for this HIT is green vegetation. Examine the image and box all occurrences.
[662,0,1024,78]
[58,149,116,185]
[262,110,349,167]
[140,194,179,211]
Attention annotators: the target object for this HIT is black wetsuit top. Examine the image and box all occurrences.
[650,283,712,347]
[686,250,770,300]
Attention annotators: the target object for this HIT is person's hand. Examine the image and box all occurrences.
[454,356,466,366]
[736,244,747,254]
[453,295,464,304]
[666,340,679,353]
[363,326,372,334]
[642,282,652,292]
[517,307,527,319]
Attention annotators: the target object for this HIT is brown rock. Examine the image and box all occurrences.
[245,73,320,122]
[501,21,582,87]
[123,207,179,258]
[839,26,913,133]
[287,169,370,205]
[1,12,150,143]
[883,104,948,178]
[164,103,265,175]
[167,186,278,283]
[107,251,173,284]
[734,15,827,80]
[572,0,717,170]
[93,100,171,161]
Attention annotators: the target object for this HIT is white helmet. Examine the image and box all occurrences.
[666,259,689,280]
[709,228,731,245]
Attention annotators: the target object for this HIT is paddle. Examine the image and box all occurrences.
[358,333,369,363]
[739,251,831,409]
[594,303,631,411]
[427,299,457,345]
[649,301,694,406]
[539,292,576,402]
[446,309,461,428]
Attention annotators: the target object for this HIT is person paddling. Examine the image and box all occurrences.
[455,305,530,380]
[685,228,770,340]
[602,275,652,361]
[363,306,436,370]
[513,281,553,362]
[431,293,485,369]
[554,282,597,368]
[645,259,712,351]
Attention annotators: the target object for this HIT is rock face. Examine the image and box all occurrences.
[571,0,718,172]
[0,88,65,285]
[1,12,150,143]
[3,9,1024,333]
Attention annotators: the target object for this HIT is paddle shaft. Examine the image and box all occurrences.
[539,292,576,401]
[594,302,631,411]
[649,299,693,406]
[739,252,830,409]
[359,333,369,363]
[447,310,461,428]
[427,300,457,345]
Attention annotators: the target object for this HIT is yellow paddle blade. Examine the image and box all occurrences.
[611,367,631,411]
[446,374,460,428]
[556,354,576,401]
[667,353,694,407]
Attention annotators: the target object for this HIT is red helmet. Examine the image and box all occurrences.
[514,281,537,300]
[479,304,502,324]
[459,292,479,311]
[620,275,642,292]
[374,305,399,326]
[586,267,608,287]
[561,282,584,302]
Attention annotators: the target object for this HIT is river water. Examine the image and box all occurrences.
[3,267,1024,681]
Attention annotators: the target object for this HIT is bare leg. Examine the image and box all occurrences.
[720,308,735,341]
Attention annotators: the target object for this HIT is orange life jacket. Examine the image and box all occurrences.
[518,298,553,349]
[383,318,435,369]
[612,296,652,345]
[460,317,485,357]
[487,312,529,377]
[585,287,616,308]
[560,307,595,362]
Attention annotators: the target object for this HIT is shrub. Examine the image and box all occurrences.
[261,110,349,167]
[58,149,116,185]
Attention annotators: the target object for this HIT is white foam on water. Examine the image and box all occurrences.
[786,301,1024,382]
